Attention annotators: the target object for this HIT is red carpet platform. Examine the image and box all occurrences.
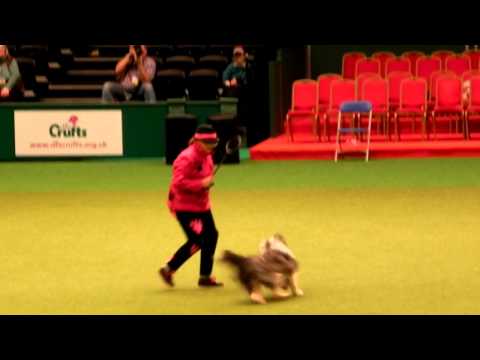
[250,119,480,160]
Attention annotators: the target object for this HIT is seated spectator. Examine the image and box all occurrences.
[102,45,156,103]
[222,45,255,145]
[0,45,22,100]
[222,45,249,98]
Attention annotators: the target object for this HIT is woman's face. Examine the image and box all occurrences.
[198,140,218,153]
[0,47,7,59]
[234,52,245,65]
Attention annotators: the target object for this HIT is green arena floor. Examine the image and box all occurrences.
[1,157,480,314]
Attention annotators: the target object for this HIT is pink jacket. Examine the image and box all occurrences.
[167,142,214,213]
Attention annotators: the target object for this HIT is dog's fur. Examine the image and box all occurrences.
[222,233,303,304]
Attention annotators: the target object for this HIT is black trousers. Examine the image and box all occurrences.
[167,210,219,277]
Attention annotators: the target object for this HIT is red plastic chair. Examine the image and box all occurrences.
[385,57,411,77]
[317,74,342,111]
[355,58,381,78]
[317,74,342,141]
[394,77,428,140]
[462,71,480,109]
[429,70,456,107]
[445,55,471,77]
[464,75,480,138]
[416,56,442,93]
[401,51,425,76]
[432,74,465,138]
[464,50,480,70]
[356,73,382,99]
[462,70,480,82]
[342,52,366,79]
[323,79,356,141]
[285,79,318,142]
[432,50,456,70]
[372,51,396,77]
[361,78,389,137]
[387,71,411,111]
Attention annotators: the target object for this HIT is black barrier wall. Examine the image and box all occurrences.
[0,102,224,160]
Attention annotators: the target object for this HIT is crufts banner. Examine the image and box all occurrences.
[14,110,123,157]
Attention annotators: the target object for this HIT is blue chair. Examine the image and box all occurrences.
[334,101,373,162]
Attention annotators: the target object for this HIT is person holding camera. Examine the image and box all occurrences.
[223,45,254,145]
[222,45,248,98]
[0,45,22,100]
[102,45,156,103]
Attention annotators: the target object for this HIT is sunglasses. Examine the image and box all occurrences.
[201,139,219,146]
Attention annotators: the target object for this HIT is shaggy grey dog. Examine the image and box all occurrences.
[222,234,303,304]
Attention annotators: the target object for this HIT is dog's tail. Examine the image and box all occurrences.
[221,250,247,267]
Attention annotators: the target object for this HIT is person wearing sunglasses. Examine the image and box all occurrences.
[159,124,224,288]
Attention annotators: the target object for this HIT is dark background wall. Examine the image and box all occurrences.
[245,46,278,146]
[269,47,307,136]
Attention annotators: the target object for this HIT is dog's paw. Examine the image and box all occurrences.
[293,288,304,297]
[250,292,267,304]
[272,288,291,299]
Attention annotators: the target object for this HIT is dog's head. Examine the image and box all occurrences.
[259,233,295,259]
[271,233,287,245]
[262,233,287,250]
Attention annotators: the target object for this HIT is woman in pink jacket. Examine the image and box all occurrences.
[159,124,223,287]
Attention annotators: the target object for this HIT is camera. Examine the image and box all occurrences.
[134,45,142,56]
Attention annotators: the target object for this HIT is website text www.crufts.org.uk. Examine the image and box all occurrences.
[29,141,108,149]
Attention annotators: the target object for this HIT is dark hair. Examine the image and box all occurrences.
[233,45,245,52]
[0,45,13,66]
[195,124,216,134]
[189,124,218,145]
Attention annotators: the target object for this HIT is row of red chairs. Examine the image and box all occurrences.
[353,70,480,107]
[343,50,480,79]
[285,73,480,142]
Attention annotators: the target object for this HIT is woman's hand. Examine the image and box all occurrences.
[201,176,215,189]
[0,87,10,97]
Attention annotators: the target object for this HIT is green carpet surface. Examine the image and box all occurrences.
[1,157,480,314]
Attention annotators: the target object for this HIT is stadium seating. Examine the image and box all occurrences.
[387,71,411,111]
[154,69,187,100]
[316,74,342,140]
[445,54,471,77]
[464,50,480,70]
[360,77,389,136]
[385,57,411,76]
[394,77,428,140]
[432,50,456,70]
[4,44,244,101]
[417,56,442,90]
[371,51,396,77]
[198,55,229,74]
[465,75,480,138]
[432,74,464,138]
[186,69,220,100]
[342,52,366,79]
[401,51,425,76]
[356,73,382,98]
[324,79,356,141]
[284,48,475,142]
[355,58,381,78]
[285,79,318,142]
